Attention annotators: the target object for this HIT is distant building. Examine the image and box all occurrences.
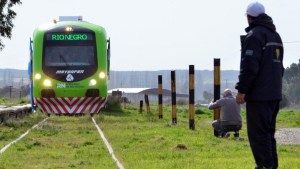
[108,88,188,103]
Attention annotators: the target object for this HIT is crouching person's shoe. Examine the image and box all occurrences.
[234,131,239,138]
[222,132,230,138]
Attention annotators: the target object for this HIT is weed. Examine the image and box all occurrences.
[32,141,41,146]
[195,108,205,114]
[82,141,93,146]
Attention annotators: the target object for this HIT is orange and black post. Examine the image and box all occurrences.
[158,75,163,119]
[189,65,195,130]
[171,70,177,124]
[144,92,150,113]
[214,58,221,136]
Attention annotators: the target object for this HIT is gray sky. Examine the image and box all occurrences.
[1,0,300,71]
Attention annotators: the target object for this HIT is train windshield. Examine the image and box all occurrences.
[44,46,96,67]
[42,27,98,82]
[43,31,97,68]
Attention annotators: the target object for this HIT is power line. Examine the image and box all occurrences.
[283,41,300,44]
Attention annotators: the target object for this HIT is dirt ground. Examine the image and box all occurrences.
[275,128,300,145]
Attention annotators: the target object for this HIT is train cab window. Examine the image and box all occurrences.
[44,46,96,67]
[42,27,98,82]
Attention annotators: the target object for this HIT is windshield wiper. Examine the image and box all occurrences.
[59,54,70,67]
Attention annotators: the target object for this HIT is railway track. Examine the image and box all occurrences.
[0,114,124,169]
[0,118,49,155]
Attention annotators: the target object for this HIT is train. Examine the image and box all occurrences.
[28,16,110,115]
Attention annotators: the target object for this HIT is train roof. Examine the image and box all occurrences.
[33,17,106,34]
[59,16,82,22]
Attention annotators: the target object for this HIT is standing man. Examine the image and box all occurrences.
[235,2,284,169]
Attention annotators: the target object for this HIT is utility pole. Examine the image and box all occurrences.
[9,86,13,98]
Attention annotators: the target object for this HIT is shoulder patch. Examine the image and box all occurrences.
[245,49,253,56]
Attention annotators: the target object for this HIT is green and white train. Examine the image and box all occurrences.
[28,16,110,115]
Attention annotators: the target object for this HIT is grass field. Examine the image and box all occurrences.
[95,104,300,169]
[0,114,117,169]
[0,104,299,169]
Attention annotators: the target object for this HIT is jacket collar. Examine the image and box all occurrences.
[245,13,276,33]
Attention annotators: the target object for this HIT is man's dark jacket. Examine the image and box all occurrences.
[235,14,284,101]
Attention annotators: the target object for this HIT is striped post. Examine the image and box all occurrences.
[214,58,221,136]
[158,75,163,119]
[171,70,177,124]
[139,100,143,113]
[189,65,195,130]
[144,92,150,113]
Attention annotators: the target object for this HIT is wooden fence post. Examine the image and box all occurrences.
[139,100,143,113]
[214,58,221,136]
[171,70,177,124]
[144,92,150,113]
[189,65,195,130]
[158,75,163,119]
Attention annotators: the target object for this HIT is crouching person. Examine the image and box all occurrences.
[208,89,242,138]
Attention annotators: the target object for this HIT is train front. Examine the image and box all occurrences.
[31,21,109,115]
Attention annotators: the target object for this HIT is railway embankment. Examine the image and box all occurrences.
[0,104,32,124]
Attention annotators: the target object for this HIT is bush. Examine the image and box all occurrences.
[105,96,121,110]
[0,98,8,104]
[195,108,205,114]
[177,99,188,105]
[280,94,289,108]
[17,98,28,104]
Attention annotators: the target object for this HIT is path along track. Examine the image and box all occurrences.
[0,104,32,124]
[0,114,124,169]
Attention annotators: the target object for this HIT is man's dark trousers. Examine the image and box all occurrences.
[246,101,280,168]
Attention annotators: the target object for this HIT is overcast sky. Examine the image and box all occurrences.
[1,0,300,71]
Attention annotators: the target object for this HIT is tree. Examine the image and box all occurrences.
[283,59,300,83]
[0,0,22,51]
[203,90,213,103]
[283,59,300,105]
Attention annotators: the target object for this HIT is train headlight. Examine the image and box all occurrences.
[89,79,97,86]
[99,72,106,79]
[43,79,52,87]
[35,73,41,80]
[65,26,73,32]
